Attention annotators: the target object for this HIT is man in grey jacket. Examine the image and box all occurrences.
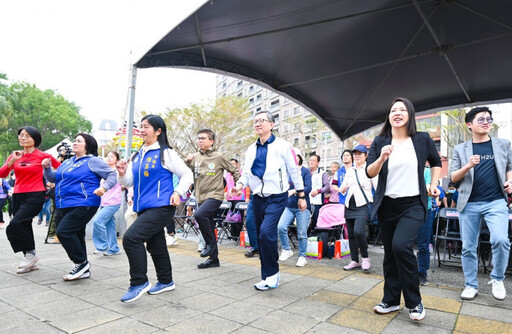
[451,106,512,301]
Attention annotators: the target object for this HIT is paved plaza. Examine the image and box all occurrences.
[0,215,511,333]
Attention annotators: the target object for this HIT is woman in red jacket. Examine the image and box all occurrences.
[0,126,60,273]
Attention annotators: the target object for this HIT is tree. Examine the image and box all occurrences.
[280,113,326,159]
[0,80,92,161]
[163,96,254,159]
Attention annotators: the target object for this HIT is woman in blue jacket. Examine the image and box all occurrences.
[43,133,117,281]
[116,115,193,303]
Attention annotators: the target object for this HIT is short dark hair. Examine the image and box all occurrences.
[76,133,98,156]
[230,158,239,164]
[296,154,303,166]
[311,154,321,163]
[108,151,120,160]
[465,106,492,124]
[379,97,417,137]
[197,129,215,142]
[18,126,42,148]
[341,149,353,162]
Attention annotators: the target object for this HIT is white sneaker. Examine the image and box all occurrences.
[279,249,293,261]
[254,280,269,291]
[166,235,179,246]
[18,253,39,269]
[16,264,39,274]
[265,272,280,288]
[461,286,478,300]
[489,279,506,300]
[296,256,307,267]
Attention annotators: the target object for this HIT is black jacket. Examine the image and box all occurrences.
[366,132,441,219]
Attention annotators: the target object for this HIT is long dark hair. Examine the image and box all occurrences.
[76,133,98,156]
[378,97,417,137]
[132,115,172,163]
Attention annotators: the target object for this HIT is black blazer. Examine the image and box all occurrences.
[366,132,442,219]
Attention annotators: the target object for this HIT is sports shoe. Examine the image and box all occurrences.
[93,249,104,254]
[18,253,39,269]
[460,286,478,300]
[147,281,175,295]
[374,302,400,314]
[254,280,270,291]
[46,236,60,244]
[166,235,179,246]
[16,264,39,274]
[409,302,426,321]
[63,260,91,281]
[489,279,506,300]
[419,273,428,286]
[343,261,361,271]
[361,258,371,272]
[296,256,307,267]
[121,281,152,303]
[279,249,293,261]
[37,219,43,225]
[103,250,121,256]
[254,272,280,291]
[79,270,91,279]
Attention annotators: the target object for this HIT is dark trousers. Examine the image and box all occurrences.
[56,206,98,263]
[379,195,425,308]
[417,208,436,275]
[253,192,288,280]
[0,198,7,223]
[123,206,176,286]
[7,191,45,253]
[346,216,369,262]
[195,198,223,260]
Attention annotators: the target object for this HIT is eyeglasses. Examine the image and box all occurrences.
[197,137,210,141]
[476,117,493,124]
[18,134,32,139]
[253,119,271,125]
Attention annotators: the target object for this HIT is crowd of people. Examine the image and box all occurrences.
[0,99,510,321]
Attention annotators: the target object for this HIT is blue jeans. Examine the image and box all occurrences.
[245,198,258,250]
[92,204,121,253]
[459,199,510,289]
[38,198,51,222]
[278,207,311,257]
[416,208,435,275]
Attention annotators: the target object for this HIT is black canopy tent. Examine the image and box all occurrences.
[134,0,512,140]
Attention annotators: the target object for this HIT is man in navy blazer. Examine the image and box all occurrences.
[451,106,512,301]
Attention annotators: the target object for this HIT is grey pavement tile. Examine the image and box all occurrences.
[23,296,96,320]
[165,313,242,334]
[130,302,201,328]
[48,307,124,333]
[102,296,169,316]
[75,287,129,306]
[20,266,68,283]
[5,289,70,309]
[305,322,368,334]
[0,282,52,302]
[0,270,32,288]
[277,271,304,283]
[0,310,65,333]
[50,277,116,297]
[248,309,320,334]
[283,299,343,321]
[420,285,461,300]
[393,308,457,331]
[460,302,512,323]
[277,276,333,298]
[324,275,381,295]
[382,318,453,334]
[466,293,512,310]
[249,288,302,309]
[210,282,260,301]
[75,317,158,333]
[178,291,237,312]
[209,269,261,284]
[181,276,234,292]
[0,300,16,313]
[229,326,271,334]
[209,300,273,324]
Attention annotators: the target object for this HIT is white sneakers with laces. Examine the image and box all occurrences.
[489,279,506,300]
[279,249,293,261]
[296,256,307,267]
[460,286,478,300]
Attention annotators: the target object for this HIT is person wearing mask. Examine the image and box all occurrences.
[43,133,117,281]
[231,111,306,290]
[92,151,123,256]
[0,126,61,274]
[116,115,193,302]
[186,129,240,269]
[340,145,378,272]
[277,154,312,267]
[366,97,441,321]
[451,106,512,301]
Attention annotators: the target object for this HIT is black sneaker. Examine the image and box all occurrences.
[419,273,428,286]
[63,260,91,281]
[373,302,400,314]
[409,302,426,321]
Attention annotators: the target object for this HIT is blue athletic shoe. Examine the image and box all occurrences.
[120,281,151,303]
[147,281,175,295]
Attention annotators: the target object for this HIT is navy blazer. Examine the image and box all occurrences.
[366,132,442,219]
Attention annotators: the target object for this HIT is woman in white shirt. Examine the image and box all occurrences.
[340,145,377,272]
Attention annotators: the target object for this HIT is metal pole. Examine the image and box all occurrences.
[125,65,137,159]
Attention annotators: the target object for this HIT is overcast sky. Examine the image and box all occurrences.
[0,0,216,128]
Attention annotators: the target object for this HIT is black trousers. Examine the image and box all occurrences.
[6,191,45,253]
[123,205,176,286]
[379,195,425,308]
[346,216,369,262]
[195,198,223,260]
[0,198,7,223]
[56,206,99,263]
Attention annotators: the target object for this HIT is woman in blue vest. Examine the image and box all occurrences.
[116,115,193,303]
[43,133,117,281]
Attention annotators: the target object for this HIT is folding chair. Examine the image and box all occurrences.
[182,198,199,239]
[219,201,248,245]
[433,208,462,272]
[213,201,232,242]
[173,199,191,233]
